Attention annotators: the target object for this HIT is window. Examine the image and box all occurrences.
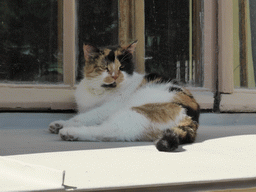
[0,0,63,83]
[211,0,256,112]
[145,0,190,84]
[249,0,256,88]
[233,0,256,88]
[144,0,203,86]
[77,0,119,81]
[1,0,255,112]
[0,0,74,111]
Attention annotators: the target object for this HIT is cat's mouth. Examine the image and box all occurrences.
[101,82,117,88]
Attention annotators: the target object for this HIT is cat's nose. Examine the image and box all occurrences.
[111,72,118,80]
[112,75,118,80]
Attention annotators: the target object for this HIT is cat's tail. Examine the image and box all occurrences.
[155,116,199,152]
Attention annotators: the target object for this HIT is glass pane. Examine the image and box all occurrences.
[77,0,118,82]
[145,0,203,86]
[234,0,256,88]
[0,0,63,83]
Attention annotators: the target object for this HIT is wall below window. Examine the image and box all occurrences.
[2,86,256,113]
[0,86,76,111]
[0,86,213,112]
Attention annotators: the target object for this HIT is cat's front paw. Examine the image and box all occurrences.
[59,128,79,141]
[49,120,65,134]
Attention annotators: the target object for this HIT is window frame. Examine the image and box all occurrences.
[1,0,253,112]
[215,0,256,112]
[0,0,77,111]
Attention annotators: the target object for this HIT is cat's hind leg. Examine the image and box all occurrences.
[132,102,198,152]
[155,116,199,152]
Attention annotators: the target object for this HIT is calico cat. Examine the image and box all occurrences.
[49,40,200,152]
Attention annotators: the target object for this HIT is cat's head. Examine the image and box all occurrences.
[82,40,137,89]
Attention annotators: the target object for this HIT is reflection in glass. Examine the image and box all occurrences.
[77,0,118,82]
[145,0,203,86]
[0,0,63,83]
[236,0,256,88]
[251,0,256,88]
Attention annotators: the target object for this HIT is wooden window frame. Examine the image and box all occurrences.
[0,0,77,111]
[0,0,146,111]
[118,0,215,110]
[0,0,214,111]
[2,0,254,112]
[215,0,256,112]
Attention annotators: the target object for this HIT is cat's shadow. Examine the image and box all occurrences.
[157,146,186,153]
[194,113,256,144]
[51,113,256,153]
[174,146,186,152]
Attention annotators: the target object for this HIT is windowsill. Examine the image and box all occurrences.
[0,83,76,89]
[1,113,256,191]
[0,85,76,110]
[0,85,214,111]
[234,88,256,94]
[220,89,256,112]
[188,87,214,110]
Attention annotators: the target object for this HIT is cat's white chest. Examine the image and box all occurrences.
[75,79,107,112]
[75,77,132,112]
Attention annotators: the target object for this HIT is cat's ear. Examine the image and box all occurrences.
[83,44,100,61]
[122,40,138,54]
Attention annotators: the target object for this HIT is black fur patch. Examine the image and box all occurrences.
[169,86,183,92]
[155,129,179,152]
[106,50,115,62]
[83,43,101,60]
[177,103,200,123]
[169,86,194,99]
[178,123,198,144]
[117,51,134,75]
[144,73,172,83]
[101,82,117,88]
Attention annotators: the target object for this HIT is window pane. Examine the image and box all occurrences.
[234,0,256,88]
[145,0,203,86]
[0,0,63,83]
[77,0,118,81]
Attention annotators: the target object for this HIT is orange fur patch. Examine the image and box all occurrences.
[137,78,147,89]
[132,102,183,141]
[171,116,198,143]
[140,126,163,141]
[173,91,199,112]
[103,72,124,86]
[137,77,164,89]
[84,65,104,79]
[103,56,124,85]
[132,103,182,123]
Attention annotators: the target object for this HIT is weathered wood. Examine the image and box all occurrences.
[119,0,145,74]
[57,0,63,82]
[192,0,203,86]
[239,0,248,87]
[119,0,135,46]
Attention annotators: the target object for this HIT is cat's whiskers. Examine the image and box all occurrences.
[120,53,132,63]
